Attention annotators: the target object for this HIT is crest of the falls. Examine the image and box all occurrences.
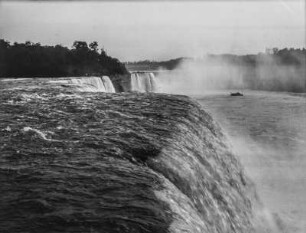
[131,72,157,92]
[1,78,278,233]
[67,76,115,93]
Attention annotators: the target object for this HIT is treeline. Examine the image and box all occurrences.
[207,48,306,67]
[0,40,128,77]
[125,58,186,71]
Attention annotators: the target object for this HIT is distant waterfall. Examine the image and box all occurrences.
[68,76,116,93]
[131,72,157,92]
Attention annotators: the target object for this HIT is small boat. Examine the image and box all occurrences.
[230,92,243,96]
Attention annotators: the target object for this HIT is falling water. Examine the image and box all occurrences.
[68,77,105,92]
[197,91,306,233]
[131,72,157,92]
[149,73,157,92]
[66,76,116,93]
[101,76,116,93]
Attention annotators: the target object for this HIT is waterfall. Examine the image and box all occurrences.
[149,73,157,92]
[130,72,158,92]
[101,76,116,93]
[136,73,142,91]
[1,81,276,232]
[68,76,115,93]
[131,73,141,92]
[141,73,149,91]
[131,73,137,91]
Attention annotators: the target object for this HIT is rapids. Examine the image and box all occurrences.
[0,78,274,233]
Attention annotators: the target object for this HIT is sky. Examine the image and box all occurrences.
[0,0,305,61]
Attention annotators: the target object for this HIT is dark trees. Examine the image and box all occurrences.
[0,39,128,77]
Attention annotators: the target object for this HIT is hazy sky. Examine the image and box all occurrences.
[0,0,305,61]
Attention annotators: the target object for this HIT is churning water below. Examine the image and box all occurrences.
[196,91,306,232]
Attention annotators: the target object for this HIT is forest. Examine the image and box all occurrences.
[0,40,128,77]
[125,58,186,71]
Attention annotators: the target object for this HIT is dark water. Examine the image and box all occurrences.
[1,78,266,233]
[1,77,304,232]
[196,90,306,233]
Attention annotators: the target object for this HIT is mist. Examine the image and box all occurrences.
[156,58,245,95]
[154,50,306,232]
[196,88,306,233]
[156,51,306,94]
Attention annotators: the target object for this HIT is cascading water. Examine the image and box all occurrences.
[68,77,106,92]
[0,79,275,232]
[131,72,157,92]
[131,73,140,92]
[149,73,157,92]
[67,76,115,93]
[101,76,116,93]
[1,77,281,233]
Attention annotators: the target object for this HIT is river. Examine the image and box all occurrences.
[196,90,306,233]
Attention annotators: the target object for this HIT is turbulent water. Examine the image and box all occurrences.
[0,78,276,233]
[196,91,306,233]
[152,69,306,232]
[1,75,304,232]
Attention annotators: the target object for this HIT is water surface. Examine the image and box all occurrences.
[197,90,306,232]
